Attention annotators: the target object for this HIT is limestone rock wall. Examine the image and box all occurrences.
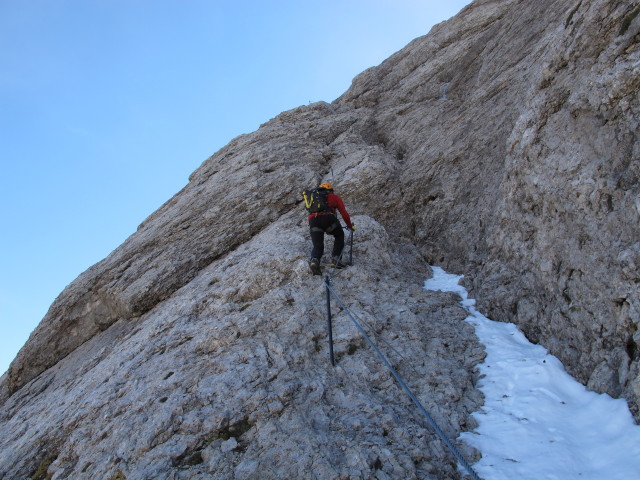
[483,0,640,407]
[1,0,639,477]
[0,214,484,479]
[331,0,640,414]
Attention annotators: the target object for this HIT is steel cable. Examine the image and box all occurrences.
[325,280,482,480]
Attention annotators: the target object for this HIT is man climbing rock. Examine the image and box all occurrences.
[302,182,354,275]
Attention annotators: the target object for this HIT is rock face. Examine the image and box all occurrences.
[1,0,639,478]
[334,0,640,412]
[0,214,484,479]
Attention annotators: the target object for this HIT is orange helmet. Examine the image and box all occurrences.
[319,182,334,190]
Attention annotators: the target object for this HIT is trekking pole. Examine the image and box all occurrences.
[349,228,353,265]
[325,276,335,366]
[342,226,354,266]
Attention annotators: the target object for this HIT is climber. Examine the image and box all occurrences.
[302,182,355,275]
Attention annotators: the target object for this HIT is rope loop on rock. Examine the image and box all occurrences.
[324,279,482,480]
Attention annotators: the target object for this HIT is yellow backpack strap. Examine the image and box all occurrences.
[303,191,313,209]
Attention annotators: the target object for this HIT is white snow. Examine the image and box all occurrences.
[424,266,640,480]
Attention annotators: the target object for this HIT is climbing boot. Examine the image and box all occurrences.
[330,257,347,269]
[309,258,321,275]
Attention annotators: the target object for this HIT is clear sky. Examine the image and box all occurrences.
[0,0,472,376]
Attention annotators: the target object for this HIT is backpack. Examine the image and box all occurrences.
[302,187,332,214]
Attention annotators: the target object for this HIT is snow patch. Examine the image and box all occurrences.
[425,266,640,480]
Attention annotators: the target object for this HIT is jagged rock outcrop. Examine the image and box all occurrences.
[1,0,639,478]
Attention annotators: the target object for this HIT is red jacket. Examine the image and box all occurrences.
[308,192,353,229]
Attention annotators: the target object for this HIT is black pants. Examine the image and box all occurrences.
[309,215,344,261]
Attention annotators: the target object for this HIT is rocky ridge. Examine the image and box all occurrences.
[1,0,639,478]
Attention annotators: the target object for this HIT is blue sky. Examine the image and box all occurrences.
[0,0,471,376]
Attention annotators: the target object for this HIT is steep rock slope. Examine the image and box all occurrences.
[1,0,639,477]
[0,214,483,479]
